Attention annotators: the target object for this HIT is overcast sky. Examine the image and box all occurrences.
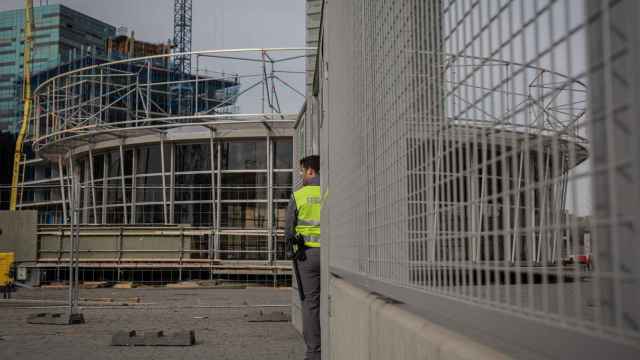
[0,0,305,49]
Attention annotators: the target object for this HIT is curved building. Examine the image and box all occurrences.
[16,49,309,284]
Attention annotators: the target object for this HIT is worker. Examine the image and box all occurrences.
[285,155,321,360]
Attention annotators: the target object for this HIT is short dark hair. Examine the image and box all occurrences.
[300,155,320,173]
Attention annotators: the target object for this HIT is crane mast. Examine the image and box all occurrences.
[10,0,34,210]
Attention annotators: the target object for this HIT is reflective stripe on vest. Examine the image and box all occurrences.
[304,235,320,248]
[294,185,321,242]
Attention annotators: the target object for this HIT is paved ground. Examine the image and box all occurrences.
[0,286,304,360]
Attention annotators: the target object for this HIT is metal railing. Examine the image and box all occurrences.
[305,0,640,358]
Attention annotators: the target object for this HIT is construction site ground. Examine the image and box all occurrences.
[0,285,304,359]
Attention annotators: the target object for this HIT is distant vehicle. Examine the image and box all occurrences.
[562,253,592,271]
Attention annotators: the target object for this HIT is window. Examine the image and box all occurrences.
[106,150,120,177]
[220,203,267,229]
[273,172,292,199]
[222,141,266,170]
[174,203,212,227]
[136,176,165,203]
[175,174,212,201]
[92,153,104,179]
[221,173,267,200]
[219,235,268,260]
[136,145,162,174]
[273,139,293,169]
[175,143,211,172]
[135,204,164,224]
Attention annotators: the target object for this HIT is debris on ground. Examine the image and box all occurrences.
[166,281,200,289]
[80,282,112,289]
[113,282,136,289]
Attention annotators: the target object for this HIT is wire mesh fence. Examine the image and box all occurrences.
[308,0,640,357]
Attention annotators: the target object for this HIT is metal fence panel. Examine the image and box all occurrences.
[307,0,640,358]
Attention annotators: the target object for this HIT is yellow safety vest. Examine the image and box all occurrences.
[294,185,321,247]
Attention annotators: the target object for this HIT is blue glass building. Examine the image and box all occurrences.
[0,4,115,133]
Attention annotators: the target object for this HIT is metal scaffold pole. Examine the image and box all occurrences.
[66,157,84,324]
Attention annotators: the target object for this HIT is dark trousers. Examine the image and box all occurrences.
[297,247,321,360]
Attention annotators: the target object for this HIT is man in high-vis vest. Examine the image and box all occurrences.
[285,155,321,360]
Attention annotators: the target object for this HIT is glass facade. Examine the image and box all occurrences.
[0,4,116,133]
[19,136,294,261]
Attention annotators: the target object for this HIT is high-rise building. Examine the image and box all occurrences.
[0,4,115,133]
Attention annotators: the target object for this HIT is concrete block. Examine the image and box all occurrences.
[245,310,290,322]
[329,278,513,360]
[111,330,196,346]
[27,312,85,325]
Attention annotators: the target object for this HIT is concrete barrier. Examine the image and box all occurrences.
[329,277,512,360]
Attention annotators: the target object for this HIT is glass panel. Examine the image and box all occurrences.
[135,145,162,174]
[175,143,211,172]
[219,235,268,260]
[106,150,120,178]
[106,178,131,205]
[175,174,212,201]
[220,203,267,229]
[190,235,209,259]
[274,202,289,229]
[221,173,267,200]
[106,206,124,224]
[135,204,164,224]
[24,164,35,181]
[174,203,213,226]
[93,153,104,179]
[222,140,267,170]
[123,149,133,176]
[273,172,293,199]
[94,180,103,205]
[275,235,287,260]
[273,139,293,169]
[136,175,164,203]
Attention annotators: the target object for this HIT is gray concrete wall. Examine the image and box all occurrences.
[328,277,512,360]
[0,210,38,263]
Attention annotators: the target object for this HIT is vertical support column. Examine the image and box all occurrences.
[58,155,68,225]
[267,135,274,263]
[67,155,75,227]
[160,135,169,224]
[146,60,151,118]
[215,141,222,260]
[209,129,216,261]
[98,68,104,124]
[88,147,98,224]
[82,159,90,224]
[131,147,137,223]
[195,55,200,113]
[67,153,76,313]
[117,227,123,281]
[102,155,108,224]
[119,143,128,225]
[169,142,175,224]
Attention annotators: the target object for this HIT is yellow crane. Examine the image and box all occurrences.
[10,0,34,210]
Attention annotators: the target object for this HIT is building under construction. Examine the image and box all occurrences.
[3,1,308,285]
[13,47,306,285]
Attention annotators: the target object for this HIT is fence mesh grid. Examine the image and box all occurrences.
[316,0,640,349]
